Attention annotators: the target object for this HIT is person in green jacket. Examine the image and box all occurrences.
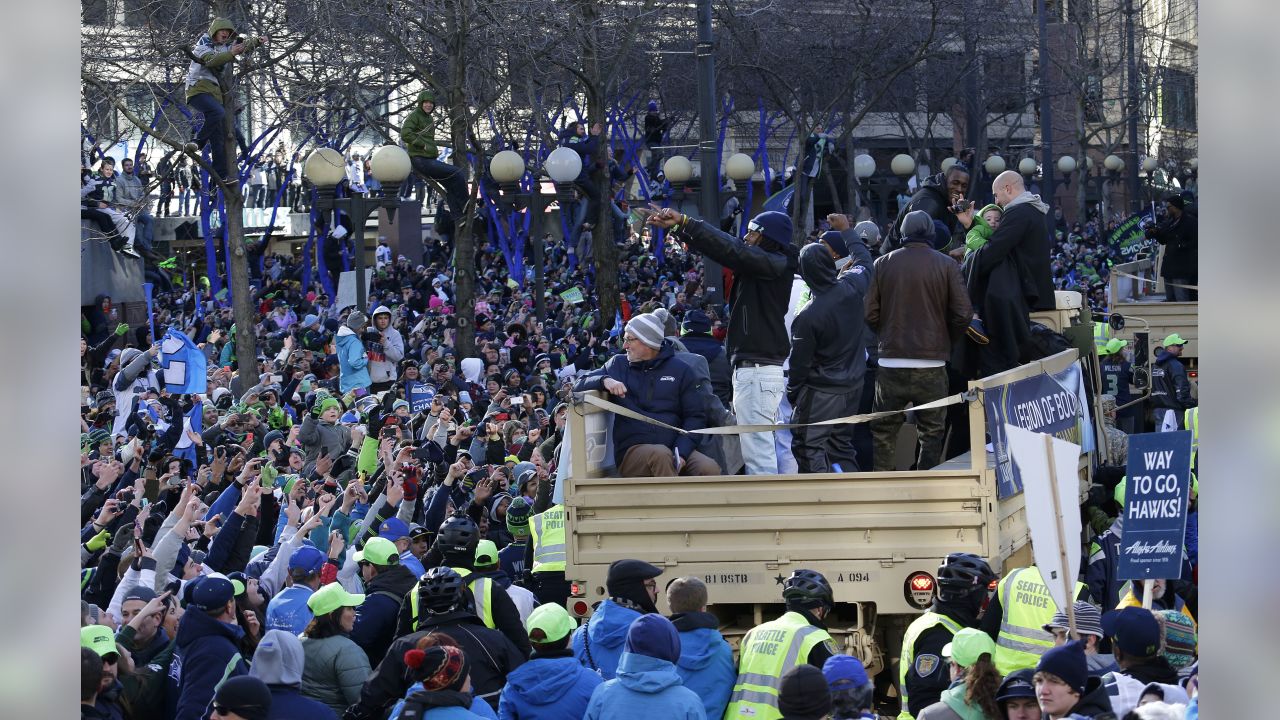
[401,90,469,216]
[963,204,1003,257]
[184,17,267,179]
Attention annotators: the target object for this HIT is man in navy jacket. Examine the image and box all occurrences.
[575,311,720,477]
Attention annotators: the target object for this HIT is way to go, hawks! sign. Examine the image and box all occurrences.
[1117,431,1193,581]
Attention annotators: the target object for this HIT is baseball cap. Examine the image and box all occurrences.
[226,571,249,596]
[122,585,158,605]
[940,627,996,667]
[81,625,119,660]
[995,668,1036,704]
[288,546,327,575]
[1162,332,1187,347]
[1043,601,1104,637]
[378,517,411,542]
[475,539,499,567]
[526,603,576,644]
[1103,607,1163,658]
[1102,338,1128,355]
[307,583,366,617]
[187,574,236,612]
[354,537,399,566]
[408,523,431,540]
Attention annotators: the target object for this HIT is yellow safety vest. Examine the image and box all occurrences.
[407,567,495,630]
[897,611,962,720]
[529,505,566,573]
[725,611,835,720]
[994,566,1086,675]
[1185,407,1198,469]
[1093,322,1112,351]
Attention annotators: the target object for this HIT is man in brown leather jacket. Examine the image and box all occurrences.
[864,210,971,471]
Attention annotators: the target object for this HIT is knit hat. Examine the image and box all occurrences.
[822,654,870,691]
[818,230,849,258]
[302,314,319,327]
[1042,601,1105,638]
[900,209,935,243]
[747,210,793,249]
[624,614,681,663]
[777,664,833,720]
[625,312,666,350]
[317,396,341,416]
[213,676,273,720]
[681,309,712,335]
[852,220,881,246]
[1156,609,1197,669]
[345,311,368,330]
[1103,607,1162,658]
[932,219,952,250]
[506,496,532,534]
[1035,639,1088,695]
[404,645,470,692]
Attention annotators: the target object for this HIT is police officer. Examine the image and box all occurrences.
[526,497,571,606]
[898,553,995,720]
[343,567,525,719]
[1149,332,1195,431]
[724,569,839,720]
[396,513,531,657]
[979,563,1086,676]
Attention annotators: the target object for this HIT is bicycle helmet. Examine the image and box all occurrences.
[436,513,480,557]
[782,569,834,608]
[417,566,466,613]
[936,553,996,601]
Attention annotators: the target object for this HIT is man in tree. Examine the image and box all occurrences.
[401,90,469,216]
[184,18,266,179]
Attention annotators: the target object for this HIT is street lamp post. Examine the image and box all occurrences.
[490,148,580,321]
[853,153,875,221]
[304,145,411,312]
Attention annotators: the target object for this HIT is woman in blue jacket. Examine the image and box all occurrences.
[336,312,371,393]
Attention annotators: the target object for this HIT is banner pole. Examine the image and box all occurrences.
[1044,433,1078,640]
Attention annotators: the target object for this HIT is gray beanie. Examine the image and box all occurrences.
[652,307,678,337]
[853,220,882,246]
[900,210,934,243]
[625,312,666,350]
[345,311,368,330]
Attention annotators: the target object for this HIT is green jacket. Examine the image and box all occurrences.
[916,681,989,720]
[963,205,1003,256]
[185,17,263,104]
[401,90,442,159]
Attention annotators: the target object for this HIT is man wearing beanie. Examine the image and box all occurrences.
[211,676,273,720]
[336,311,371,393]
[778,665,833,720]
[1143,194,1197,301]
[865,208,971,472]
[572,559,664,680]
[679,308,732,407]
[574,311,719,477]
[647,207,798,476]
[582,614,705,719]
[1033,640,1113,719]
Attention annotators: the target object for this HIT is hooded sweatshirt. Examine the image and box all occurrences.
[786,242,869,396]
[571,599,642,680]
[915,681,986,720]
[250,629,339,720]
[368,306,406,384]
[185,18,263,103]
[582,652,705,720]
[670,612,735,720]
[402,91,443,159]
[170,608,249,720]
[498,648,603,720]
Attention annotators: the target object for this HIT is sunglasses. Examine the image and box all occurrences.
[213,702,262,717]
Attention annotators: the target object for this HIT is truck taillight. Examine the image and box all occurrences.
[570,582,584,597]
[573,601,589,616]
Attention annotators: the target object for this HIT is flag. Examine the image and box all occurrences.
[173,399,204,471]
[143,282,156,345]
[406,381,437,413]
[762,184,795,214]
[1106,210,1157,260]
[608,310,623,338]
[159,327,208,394]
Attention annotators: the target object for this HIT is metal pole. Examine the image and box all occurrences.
[1038,0,1056,236]
[353,198,367,313]
[696,0,723,305]
[1125,0,1142,213]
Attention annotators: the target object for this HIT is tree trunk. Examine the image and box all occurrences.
[223,92,257,377]
[582,2,618,327]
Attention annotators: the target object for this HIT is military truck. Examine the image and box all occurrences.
[555,292,1105,699]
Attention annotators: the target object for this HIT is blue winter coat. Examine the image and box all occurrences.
[336,326,371,392]
[388,684,496,719]
[498,652,603,720]
[267,686,339,720]
[574,342,706,463]
[571,600,642,680]
[171,607,250,720]
[670,613,735,720]
[582,652,706,720]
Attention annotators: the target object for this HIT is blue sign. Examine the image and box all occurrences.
[159,327,208,394]
[406,381,436,414]
[983,362,1096,498]
[1117,431,1192,581]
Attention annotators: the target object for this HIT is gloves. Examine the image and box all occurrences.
[110,522,136,554]
[86,528,111,552]
[260,462,279,489]
[114,323,130,336]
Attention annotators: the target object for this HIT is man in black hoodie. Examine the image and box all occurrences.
[786,239,873,473]
[882,163,971,254]
[343,567,525,718]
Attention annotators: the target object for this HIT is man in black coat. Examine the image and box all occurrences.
[882,163,971,254]
[786,239,873,473]
[1146,195,1198,301]
[678,309,732,407]
[958,170,1056,376]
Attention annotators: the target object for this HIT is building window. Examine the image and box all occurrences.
[83,0,112,26]
[1161,68,1196,130]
